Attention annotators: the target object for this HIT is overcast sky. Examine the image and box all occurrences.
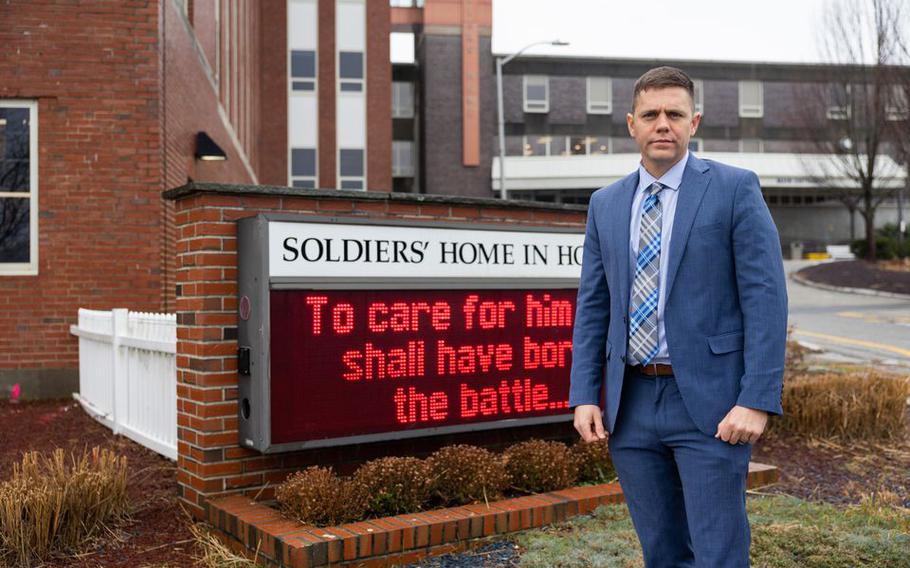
[491,0,829,63]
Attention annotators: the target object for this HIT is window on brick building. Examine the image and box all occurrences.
[826,83,851,120]
[392,82,414,118]
[290,148,317,189]
[586,77,612,114]
[291,50,316,91]
[886,85,909,121]
[693,79,704,114]
[739,138,764,153]
[392,141,414,177]
[738,80,763,118]
[339,51,364,92]
[523,75,549,113]
[339,148,365,190]
[0,102,37,275]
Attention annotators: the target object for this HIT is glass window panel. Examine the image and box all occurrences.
[292,81,315,91]
[392,141,414,177]
[588,137,609,155]
[569,136,587,155]
[341,180,364,190]
[292,179,316,189]
[549,135,569,156]
[740,138,763,152]
[340,82,363,92]
[0,108,31,193]
[693,79,704,113]
[339,149,364,177]
[339,51,363,79]
[291,148,316,177]
[0,198,30,263]
[291,50,316,79]
[526,84,547,101]
[392,82,414,118]
[525,136,547,156]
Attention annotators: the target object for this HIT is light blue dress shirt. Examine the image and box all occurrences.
[627,151,689,366]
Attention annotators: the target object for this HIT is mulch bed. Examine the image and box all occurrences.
[0,399,196,567]
[797,260,910,296]
[1,397,908,566]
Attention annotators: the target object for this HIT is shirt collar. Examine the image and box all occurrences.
[637,151,690,192]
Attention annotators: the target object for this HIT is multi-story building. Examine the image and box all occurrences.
[1,0,906,395]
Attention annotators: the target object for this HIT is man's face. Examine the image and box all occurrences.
[627,87,701,173]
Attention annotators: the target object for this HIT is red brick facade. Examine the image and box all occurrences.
[0,1,256,393]
[166,185,587,518]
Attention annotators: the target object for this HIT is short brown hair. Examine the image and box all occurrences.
[632,66,695,111]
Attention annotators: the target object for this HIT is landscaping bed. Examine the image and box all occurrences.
[1,360,907,566]
[796,260,910,296]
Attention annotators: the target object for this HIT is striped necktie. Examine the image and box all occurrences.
[629,182,664,365]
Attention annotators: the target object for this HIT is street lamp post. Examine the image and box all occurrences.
[496,39,569,200]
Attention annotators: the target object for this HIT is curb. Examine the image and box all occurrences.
[790,270,910,301]
[206,462,779,567]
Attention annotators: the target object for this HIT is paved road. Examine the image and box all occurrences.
[785,260,910,371]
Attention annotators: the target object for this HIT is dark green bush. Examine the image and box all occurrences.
[504,439,578,493]
[851,223,910,259]
[275,466,367,526]
[353,456,432,517]
[427,445,509,505]
[570,438,616,484]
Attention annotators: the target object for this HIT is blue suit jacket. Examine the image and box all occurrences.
[568,154,788,436]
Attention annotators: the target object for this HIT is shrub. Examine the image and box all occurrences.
[504,439,579,493]
[427,445,509,505]
[570,438,616,484]
[275,466,367,526]
[851,223,910,260]
[353,457,432,517]
[771,372,910,441]
[0,447,129,567]
[785,325,809,375]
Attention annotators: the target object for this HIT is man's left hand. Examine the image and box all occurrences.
[715,406,768,445]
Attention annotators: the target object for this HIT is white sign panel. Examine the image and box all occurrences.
[268,221,584,279]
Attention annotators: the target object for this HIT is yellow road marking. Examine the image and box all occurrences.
[836,311,865,319]
[793,329,910,358]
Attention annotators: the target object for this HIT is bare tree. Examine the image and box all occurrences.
[800,0,910,260]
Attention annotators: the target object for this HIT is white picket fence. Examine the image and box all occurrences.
[70,308,178,460]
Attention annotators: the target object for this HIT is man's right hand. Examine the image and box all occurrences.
[573,404,607,442]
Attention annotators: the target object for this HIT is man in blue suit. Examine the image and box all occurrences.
[569,66,788,567]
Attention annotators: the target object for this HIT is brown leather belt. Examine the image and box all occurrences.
[631,363,674,376]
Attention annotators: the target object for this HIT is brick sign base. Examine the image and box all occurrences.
[206,462,779,567]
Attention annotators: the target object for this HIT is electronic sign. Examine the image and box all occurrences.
[237,215,584,453]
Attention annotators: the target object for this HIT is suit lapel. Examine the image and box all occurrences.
[664,155,712,300]
[612,171,639,316]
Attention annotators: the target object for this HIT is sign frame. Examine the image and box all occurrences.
[237,213,583,453]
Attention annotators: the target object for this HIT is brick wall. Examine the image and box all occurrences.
[166,184,586,518]
[0,0,163,386]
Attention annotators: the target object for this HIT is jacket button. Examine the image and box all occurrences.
[623,315,629,324]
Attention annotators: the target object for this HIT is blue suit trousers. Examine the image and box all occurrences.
[608,367,752,568]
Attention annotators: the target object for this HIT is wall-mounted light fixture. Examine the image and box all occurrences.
[195,131,227,161]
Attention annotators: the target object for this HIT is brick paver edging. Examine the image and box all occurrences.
[206,462,779,567]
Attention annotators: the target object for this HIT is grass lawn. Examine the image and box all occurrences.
[514,494,910,568]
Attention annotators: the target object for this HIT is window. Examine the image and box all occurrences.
[290,148,317,188]
[523,135,548,156]
[389,0,424,6]
[338,148,365,190]
[739,80,763,117]
[826,83,851,120]
[569,136,587,155]
[688,138,703,152]
[0,101,38,275]
[339,51,364,92]
[392,141,414,177]
[523,75,549,113]
[886,85,909,121]
[739,138,764,153]
[586,77,612,114]
[549,135,569,156]
[392,82,414,118]
[588,136,611,155]
[693,79,704,114]
[290,50,316,91]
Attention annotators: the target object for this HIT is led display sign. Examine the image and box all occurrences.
[237,215,583,453]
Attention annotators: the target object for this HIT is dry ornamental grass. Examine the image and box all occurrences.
[0,447,129,567]
[773,372,910,441]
